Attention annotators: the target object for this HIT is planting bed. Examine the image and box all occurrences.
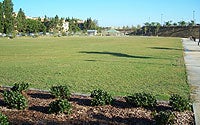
[0,87,194,125]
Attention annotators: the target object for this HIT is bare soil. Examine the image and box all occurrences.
[0,87,194,125]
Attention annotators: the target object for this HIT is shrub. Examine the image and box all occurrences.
[49,99,72,114]
[0,112,9,125]
[11,82,29,93]
[125,92,157,108]
[154,110,175,125]
[3,91,28,110]
[50,85,71,99]
[169,94,191,111]
[90,89,113,106]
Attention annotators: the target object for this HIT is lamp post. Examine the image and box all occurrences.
[197,24,200,46]
[161,14,163,26]
[193,11,195,23]
[198,24,200,45]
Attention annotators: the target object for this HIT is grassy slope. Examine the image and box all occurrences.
[0,36,189,100]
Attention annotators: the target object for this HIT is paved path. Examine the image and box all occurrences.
[182,38,200,125]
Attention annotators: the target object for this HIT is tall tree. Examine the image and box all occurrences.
[164,21,172,27]
[84,18,98,30]
[16,8,26,32]
[155,22,161,35]
[178,21,187,26]
[3,0,14,34]
[0,2,4,33]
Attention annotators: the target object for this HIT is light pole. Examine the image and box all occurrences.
[161,14,163,26]
[198,24,200,45]
[193,11,195,23]
[199,25,200,44]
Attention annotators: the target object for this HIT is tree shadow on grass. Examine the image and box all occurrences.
[149,47,182,51]
[79,51,152,59]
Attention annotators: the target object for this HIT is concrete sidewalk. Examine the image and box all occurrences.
[182,38,200,125]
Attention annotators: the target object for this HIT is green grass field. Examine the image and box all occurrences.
[0,36,189,100]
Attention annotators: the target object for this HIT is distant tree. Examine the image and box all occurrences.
[54,15,59,29]
[144,22,151,35]
[16,8,26,33]
[84,18,98,30]
[65,17,70,22]
[155,22,161,35]
[37,17,41,21]
[164,21,172,27]
[65,17,81,33]
[69,19,80,33]
[178,21,187,26]
[43,15,51,32]
[3,0,14,34]
[26,19,45,33]
[59,17,64,31]
[173,22,177,26]
[188,20,195,26]
[44,15,48,22]
[0,2,4,33]
[151,22,156,27]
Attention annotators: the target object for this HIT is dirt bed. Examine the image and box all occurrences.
[0,88,194,125]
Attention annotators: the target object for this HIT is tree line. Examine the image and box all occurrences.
[0,0,99,36]
[117,20,197,36]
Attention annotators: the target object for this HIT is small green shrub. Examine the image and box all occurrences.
[3,91,28,110]
[0,112,9,125]
[90,89,113,106]
[154,110,175,125]
[50,85,71,99]
[11,82,29,93]
[125,92,157,108]
[169,94,191,111]
[49,99,72,114]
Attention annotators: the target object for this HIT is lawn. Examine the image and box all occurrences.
[0,36,189,100]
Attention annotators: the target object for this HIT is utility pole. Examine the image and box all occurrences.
[193,11,195,23]
[198,24,200,45]
[199,25,200,45]
[161,14,163,26]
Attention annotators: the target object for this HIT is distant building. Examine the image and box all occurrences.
[87,30,97,36]
[106,29,120,36]
[62,21,69,32]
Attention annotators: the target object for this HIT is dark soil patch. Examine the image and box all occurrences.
[0,87,194,125]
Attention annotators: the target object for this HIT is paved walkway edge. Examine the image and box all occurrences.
[182,38,200,125]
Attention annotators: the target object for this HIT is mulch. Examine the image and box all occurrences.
[0,87,194,125]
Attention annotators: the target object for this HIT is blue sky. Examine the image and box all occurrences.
[1,0,200,27]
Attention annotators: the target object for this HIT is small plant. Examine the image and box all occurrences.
[11,82,29,93]
[0,112,9,125]
[125,92,157,108]
[90,89,113,106]
[154,110,175,125]
[49,99,72,114]
[50,85,71,99]
[3,91,28,110]
[169,94,191,111]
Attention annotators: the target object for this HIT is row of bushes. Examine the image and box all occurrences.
[1,82,192,124]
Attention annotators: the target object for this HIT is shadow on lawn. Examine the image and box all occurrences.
[149,47,182,51]
[79,51,152,59]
